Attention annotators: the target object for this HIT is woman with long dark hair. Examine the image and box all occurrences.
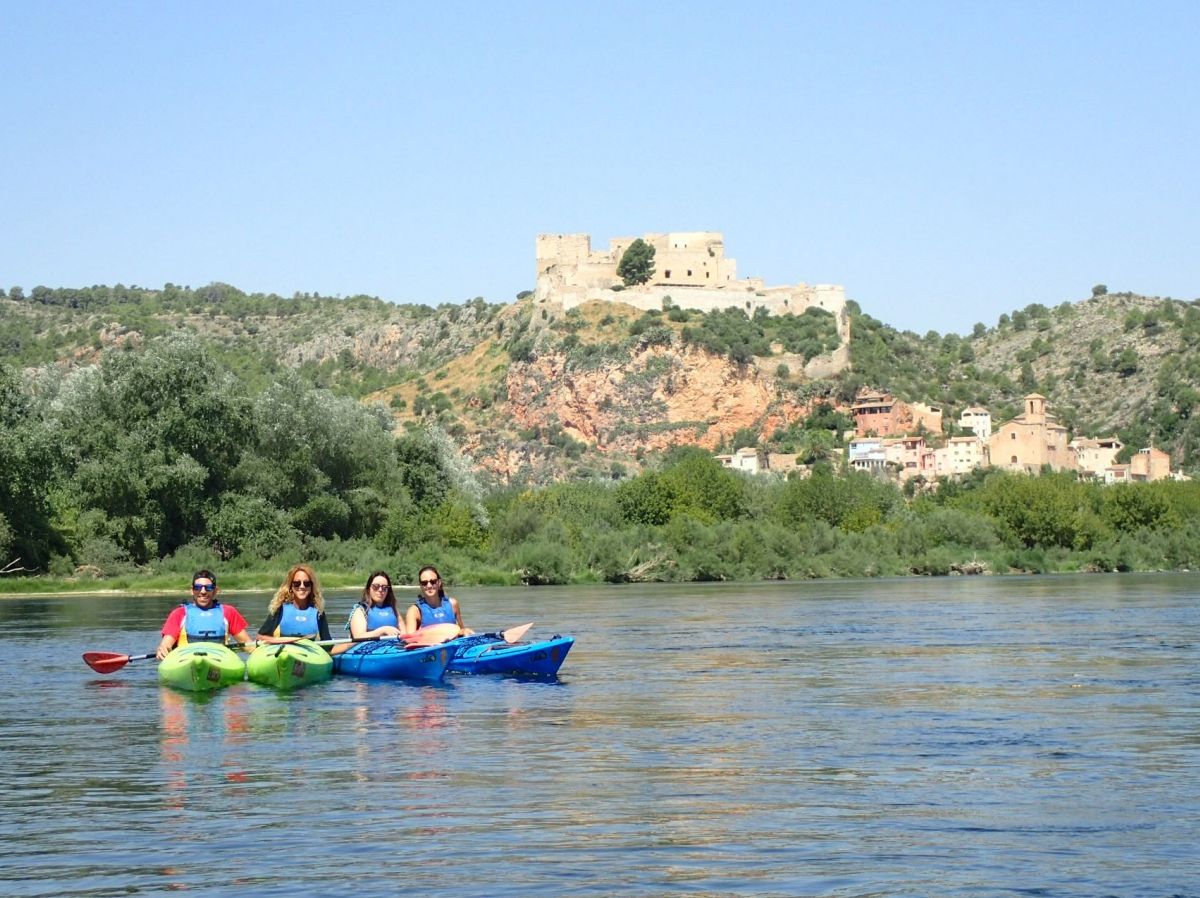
[404,565,472,636]
[347,570,405,640]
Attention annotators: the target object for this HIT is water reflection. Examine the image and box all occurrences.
[158,687,254,808]
[2,576,1198,896]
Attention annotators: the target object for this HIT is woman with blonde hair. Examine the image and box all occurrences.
[257,563,332,644]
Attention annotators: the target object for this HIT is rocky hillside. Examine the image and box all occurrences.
[2,283,1197,481]
[847,292,1200,462]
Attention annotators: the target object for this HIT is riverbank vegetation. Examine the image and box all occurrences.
[3,338,1199,593]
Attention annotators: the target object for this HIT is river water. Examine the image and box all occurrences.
[0,574,1196,897]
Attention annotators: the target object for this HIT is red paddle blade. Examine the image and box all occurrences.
[83,652,131,674]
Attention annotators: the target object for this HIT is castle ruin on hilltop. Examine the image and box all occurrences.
[533,231,850,376]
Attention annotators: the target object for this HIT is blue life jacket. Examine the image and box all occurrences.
[416,596,456,627]
[278,602,321,638]
[182,602,227,645]
[346,602,399,632]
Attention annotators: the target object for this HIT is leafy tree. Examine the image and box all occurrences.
[0,365,64,568]
[1113,348,1139,378]
[615,472,674,526]
[617,239,656,286]
[206,493,299,560]
[658,447,748,523]
[50,338,253,562]
[1092,284,1108,297]
[776,468,899,531]
[1101,484,1179,533]
[730,427,759,451]
[974,471,1103,550]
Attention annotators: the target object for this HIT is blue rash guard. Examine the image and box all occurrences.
[183,602,228,645]
[415,596,457,627]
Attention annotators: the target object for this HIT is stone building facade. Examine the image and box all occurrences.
[851,389,943,438]
[533,231,851,377]
[988,394,1071,472]
[935,435,988,476]
[1105,447,1184,483]
[1070,437,1123,478]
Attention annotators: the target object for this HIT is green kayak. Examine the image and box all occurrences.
[158,644,246,692]
[246,640,333,690]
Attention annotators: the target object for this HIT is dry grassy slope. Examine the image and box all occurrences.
[401,299,823,482]
[967,293,1180,433]
[9,287,1196,480]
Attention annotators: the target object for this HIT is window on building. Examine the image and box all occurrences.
[664,270,671,278]
[1011,433,1016,439]
[687,270,692,276]
[1011,456,1018,464]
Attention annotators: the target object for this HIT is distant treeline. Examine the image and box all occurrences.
[3,336,1199,585]
[2,281,413,314]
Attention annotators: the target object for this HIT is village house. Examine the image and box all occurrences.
[847,438,887,474]
[1070,436,1124,479]
[851,388,943,438]
[1105,446,1173,483]
[884,435,937,481]
[958,406,992,441]
[987,394,1072,473]
[935,435,988,477]
[715,446,763,475]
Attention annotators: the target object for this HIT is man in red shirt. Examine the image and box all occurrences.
[156,569,254,660]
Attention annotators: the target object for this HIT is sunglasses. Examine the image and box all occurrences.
[292,579,312,589]
[369,583,390,592]
[419,578,440,586]
[192,583,215,593]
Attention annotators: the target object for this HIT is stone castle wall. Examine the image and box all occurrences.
[534,232,850,361]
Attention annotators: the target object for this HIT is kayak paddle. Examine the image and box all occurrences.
[399,623,463,645]
[83,651,156,674]
[398,622,533,646]
[499,622,533,643]
[307,622,535,652]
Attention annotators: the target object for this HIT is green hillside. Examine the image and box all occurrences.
[4,281,1200,586]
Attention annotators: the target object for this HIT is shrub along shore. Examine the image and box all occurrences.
[4,339,1199,594]
[4,461,1198,596]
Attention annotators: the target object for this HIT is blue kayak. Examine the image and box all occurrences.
[332,640,452,681]
[445,634,574,676]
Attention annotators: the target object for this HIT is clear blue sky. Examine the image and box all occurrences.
[2,1,1196,335]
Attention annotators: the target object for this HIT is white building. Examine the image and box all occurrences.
[959,406,992,441]
[1070,437,1123,478]
[716,446,763,475]
[848,438,887,473]
[935,435,987,476]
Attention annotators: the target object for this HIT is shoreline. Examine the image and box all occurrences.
[5,569,1196,600]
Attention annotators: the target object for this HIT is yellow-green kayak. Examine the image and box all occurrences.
[246,640,333,690]
[158,643,246,692]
